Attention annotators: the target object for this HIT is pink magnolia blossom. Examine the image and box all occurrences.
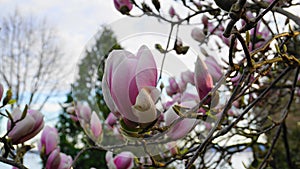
[202,15,209,26]
[0,83,3,101]
[75,103,92,123]
[105,112,118,129]
[39,126,59,155]
[180,70,195,85]
[113,0,133,14]
[102,45,159,124]
[74,103,103,143]
[169,6,176,18]
[46,149,72,169]
[194,57,213,100]
[191,27,206,43]
[90,111,103,141]
[46,149,61,169]
[58,153,73,169]
[164,107,198,140]
[7,108,44,144]
[165,77,184,96]
[106,151,134,169]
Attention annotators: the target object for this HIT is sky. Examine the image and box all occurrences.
[0,0,124,80]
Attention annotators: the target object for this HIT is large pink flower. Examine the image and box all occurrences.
[7,108,44,144]
[102,45,159,124]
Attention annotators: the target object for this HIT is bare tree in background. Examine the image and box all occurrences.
[0,10,67,110]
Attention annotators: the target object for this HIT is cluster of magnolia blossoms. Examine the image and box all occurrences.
[66,102,103,143]
[38,126,73,169]
[102,45,222,140]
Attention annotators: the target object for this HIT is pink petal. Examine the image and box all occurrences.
[191,27,205,43]
[58,153,73,169]
[111,57,139,122]
[205,57,222,82]
[135,45,157,90]
[164,107,198,140]
[90,112,102,139]
[46,149,61,169]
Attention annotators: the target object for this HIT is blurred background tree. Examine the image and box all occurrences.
[0,9,68,111]
[56,26,121,169]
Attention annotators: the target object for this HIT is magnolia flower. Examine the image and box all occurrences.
[7,108,44,144]
[194,57,213,100]
[90,111,103,141]
[164,107,198,140]
[180,70,195,85]
[169,6,176,18]
[165,77,180,96]
[113,0,133,14]
[46,149,60,169]
[191,27,205,43]
[75,103,92,123]
[106,151,134,169]
[105,112,118,129]
[46,149,72,169]
[39,126,59,155]
[102,45,159,124]
[0,83,3,101]
[205,56,222,83]
[202,15,209,27]
[74,103,103,143]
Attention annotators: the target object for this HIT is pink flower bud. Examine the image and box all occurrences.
[90,112,103,141]
[7,108,44,144]
[102,45,159,124]
[46,149,61,169]
[202,15,209,26]
[46,149,72,169]
[165,77,180,96]
[191,27,205,43]
[169,6,176,18]
[106,151,134,169]
[58,153,73,169]
[39,126,59,155]
[0,83,3,101]
[114,0,133,14]
[194,57,213,101]
[75,103,92,123]
[105,112,118,129]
